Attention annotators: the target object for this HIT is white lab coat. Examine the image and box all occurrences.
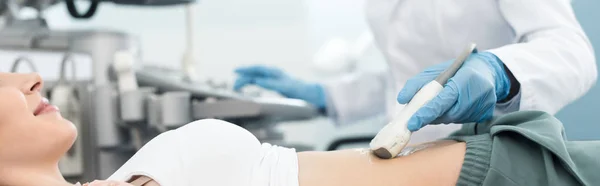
[322,0,597,144]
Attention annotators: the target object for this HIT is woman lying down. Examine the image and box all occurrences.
[1,72,599,186]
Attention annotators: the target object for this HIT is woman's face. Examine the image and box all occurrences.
[0,72,76,165]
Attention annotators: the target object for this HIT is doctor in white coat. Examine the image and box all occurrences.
[234,0,597,144]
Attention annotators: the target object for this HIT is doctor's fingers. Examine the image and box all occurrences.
[406,85,459,132]
[397,75,438,104]
[234,65,284,78]
[254,77,287,93]
[233,75,255,91]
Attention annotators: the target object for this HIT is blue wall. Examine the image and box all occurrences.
[556,0,600,140]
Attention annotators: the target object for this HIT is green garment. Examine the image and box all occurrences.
[446,111,600,186]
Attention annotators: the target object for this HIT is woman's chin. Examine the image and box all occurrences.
[62,121,79,156]
[64,119,78,143]
[47,117,79,146]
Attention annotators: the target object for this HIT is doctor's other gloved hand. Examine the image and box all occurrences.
[234,65,327,109]
[397,52,511,132]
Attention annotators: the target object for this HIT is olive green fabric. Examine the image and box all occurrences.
[446,111,600,186]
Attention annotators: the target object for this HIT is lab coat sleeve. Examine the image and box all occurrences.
[321,70,389,126]
[488,0,597,115]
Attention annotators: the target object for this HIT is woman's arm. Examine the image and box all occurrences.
[298,140,466,186]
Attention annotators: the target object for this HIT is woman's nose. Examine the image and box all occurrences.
[20,73,43,95]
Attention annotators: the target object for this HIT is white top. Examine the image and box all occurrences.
[107,119,299,186]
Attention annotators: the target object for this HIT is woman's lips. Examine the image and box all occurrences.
[34,98,60,116]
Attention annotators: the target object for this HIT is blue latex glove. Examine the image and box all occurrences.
[234,65,327,109]
[397,52,511,132]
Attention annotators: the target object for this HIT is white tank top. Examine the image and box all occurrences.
[107,119,299,186]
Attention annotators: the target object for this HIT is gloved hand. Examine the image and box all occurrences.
[397,52,511,132]
[234,65,327,109]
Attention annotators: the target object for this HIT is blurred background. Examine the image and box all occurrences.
[38,0,598,141]
[0,0,597,181]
